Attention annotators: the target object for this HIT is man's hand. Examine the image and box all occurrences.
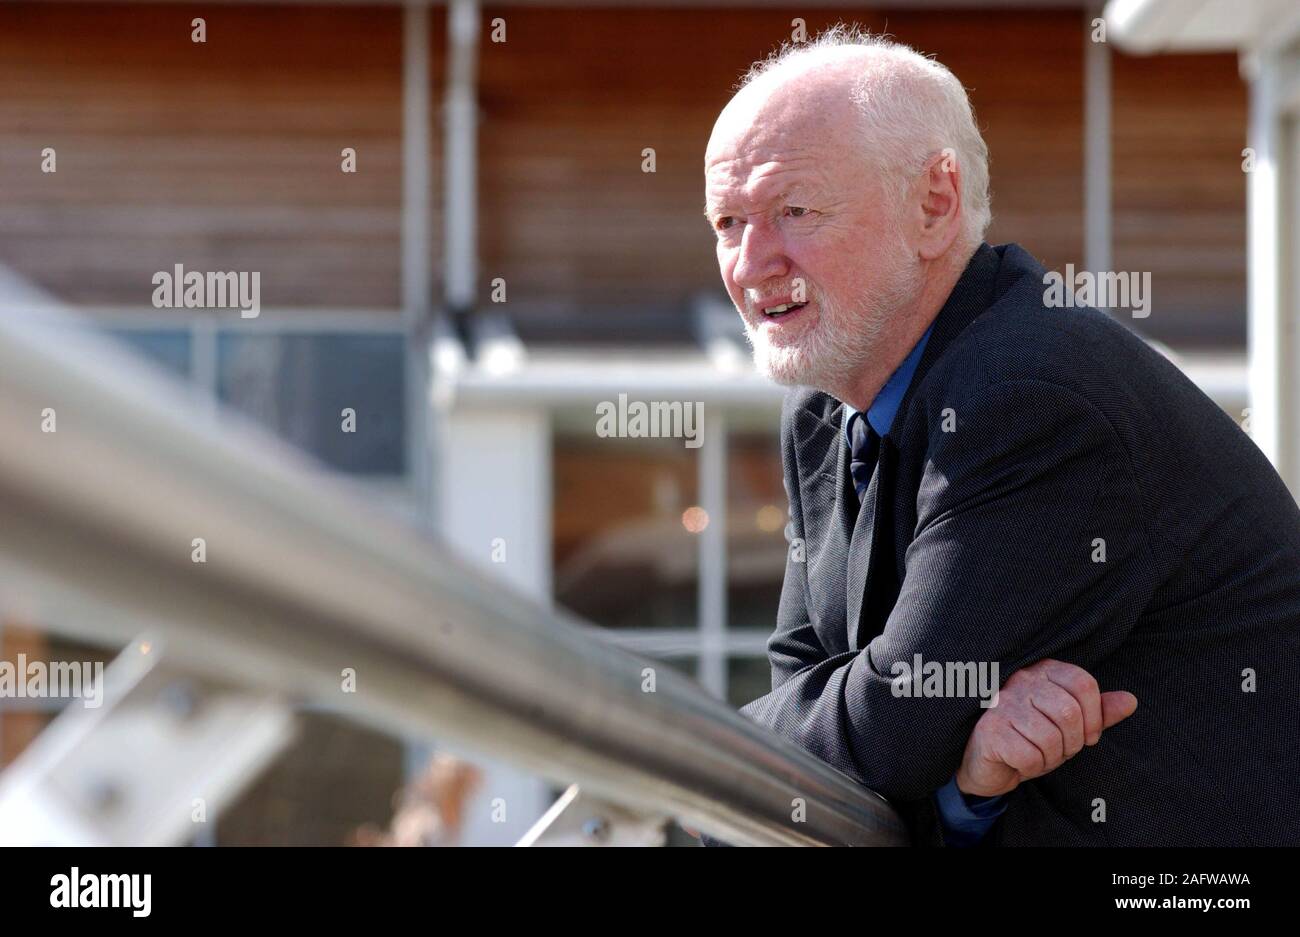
[956,659,1137,798]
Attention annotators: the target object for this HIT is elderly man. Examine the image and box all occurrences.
[701,28,1300,846]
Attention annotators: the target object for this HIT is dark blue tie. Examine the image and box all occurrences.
[848,413,880,503]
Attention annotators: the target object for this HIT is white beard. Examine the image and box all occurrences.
[742,244,923,394]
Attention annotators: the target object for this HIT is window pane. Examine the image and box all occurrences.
[727,427,787,632]
[102,328,192,379]
[727,655,771,709]
[552,416,699,629]
[217,333,405,475]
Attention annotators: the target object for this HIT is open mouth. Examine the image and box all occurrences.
[762,301,808,320]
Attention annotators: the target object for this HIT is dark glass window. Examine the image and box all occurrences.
[217,333,405,475]
[103,328,192,379]
[552,413,700,630]
[726,427,787,633]
[727,656,772,709]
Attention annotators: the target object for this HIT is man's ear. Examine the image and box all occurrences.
[916,150,963,261]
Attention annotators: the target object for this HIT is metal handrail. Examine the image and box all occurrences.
[0,310,908,846]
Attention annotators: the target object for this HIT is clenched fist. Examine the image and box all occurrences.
[956,659,1137,798]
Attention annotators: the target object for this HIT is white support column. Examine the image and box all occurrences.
[439,407,553,600]
[422,0,480,532]
[443,0,480,317]
[1243,49,1293,491]
[437,405,553,844]
[1286,97,1300,494]
[402,1,435,526]
[697,406,727,700]
[1084,7,1112,279]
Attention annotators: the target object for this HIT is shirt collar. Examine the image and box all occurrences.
[842,322,935,446]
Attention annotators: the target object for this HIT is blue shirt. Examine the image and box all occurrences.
[840,321,1008,846]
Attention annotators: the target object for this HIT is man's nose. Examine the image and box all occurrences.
[731,221,788,290]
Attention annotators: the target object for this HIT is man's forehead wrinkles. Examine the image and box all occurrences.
[707,140,819,173]
[709,153,821,187]
[707,158,825,211]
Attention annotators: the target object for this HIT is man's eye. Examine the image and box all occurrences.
[787,206,810,218]
[715,216,735,232]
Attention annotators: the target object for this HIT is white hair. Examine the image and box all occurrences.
[738,25,992,251]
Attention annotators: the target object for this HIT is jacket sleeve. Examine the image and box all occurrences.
[736,379,1160,804]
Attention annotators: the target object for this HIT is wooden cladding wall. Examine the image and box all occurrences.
[477,7,1086,328]
[0,5,1246,346]
[0,3,418,311]
[1112,51,1247,348]
[876,10,1086,274]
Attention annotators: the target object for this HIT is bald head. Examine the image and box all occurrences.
[707,31,990,244]
[705,50,868,173]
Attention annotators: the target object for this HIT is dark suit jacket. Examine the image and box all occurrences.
[723,242,1300,846]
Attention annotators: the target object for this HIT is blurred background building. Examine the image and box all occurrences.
[0,0,1287,844]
